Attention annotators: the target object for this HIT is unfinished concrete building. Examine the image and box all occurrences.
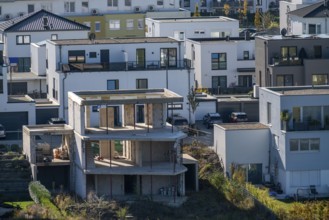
[68,88,198,200]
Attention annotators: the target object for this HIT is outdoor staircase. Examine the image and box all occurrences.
[0,158,32,201]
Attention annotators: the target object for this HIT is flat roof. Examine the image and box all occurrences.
[216,122,269,130]
[50,37,178,46]
[10,72,46,81]
[68,89,183,105]
[148,16,237,22]
[188,37,254,42]
[257,34,329,40]
[23,124,74,135]
[265,86,329,96]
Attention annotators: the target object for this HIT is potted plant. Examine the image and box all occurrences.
[280,110,290,131]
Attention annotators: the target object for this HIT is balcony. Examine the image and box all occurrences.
[61,60,191,73]
[283,121,329,132]
[272,57,302,66]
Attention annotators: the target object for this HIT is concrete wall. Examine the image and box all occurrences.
[96,175,124,196]
[139,141,173,163]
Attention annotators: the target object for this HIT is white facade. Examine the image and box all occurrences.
[44,38,194,121]
[185,38,255,90]
[0,0,181,19]
[289,15,329,35]
[145,16,239,39]
[279,0,321,34]
[214,123,270,183]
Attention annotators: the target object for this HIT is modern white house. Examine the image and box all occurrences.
[185,37,255,94]
[41,37,194,121]
[145,16,239,40]
[279,0,322,34]
[286,1,329,35]
[215,85,329,196]
[22,88,199,200]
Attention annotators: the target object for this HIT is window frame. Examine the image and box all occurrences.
[95,21,101,32]
[126,19,134,30]
[16,35,31,45]
[109,20,120,30]
[136,79,148,89]
[107,0,118,7]
[211,53,227,70]
[107,79,119,90]
[289,138,320,152]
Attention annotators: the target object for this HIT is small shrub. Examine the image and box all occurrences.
[28,181,51,204]
[116,206,129,220]
[10,144,20,152]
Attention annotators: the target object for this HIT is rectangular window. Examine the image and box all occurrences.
[126,19,134,30]
[82,2,89,12]
[89,52,97,58]
[136,79,148,89]
[125,0,131,6]
[314,45,322,58]
[137,19,144,29]
[316,24,321,34]
[28,4,34,13]
[0,80,3,93]
[157,0,164,5]
[302,23,307,34]
[160,48,177,67]
[16,35,30,45]
[243,51,249,60]
[281,46,297,58]
[183,0,190,7]
[290,138,320,152]
[95,22,101,32]
[238,75,252,87]
[108,0,118,7]
[51,34,58,40]
[68,50,85,63]
[0,6,2,15]
[64,2,75,12]
[201,0,207,7]
[109,20,120,30]
[309,24,316,34]
[107,80,119,90]
[312,74,328,85]
[276,75,293,86]
[211,53,227,70]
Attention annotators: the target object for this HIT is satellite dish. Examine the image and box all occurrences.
[281,28,287,36]
[88,32,96,41]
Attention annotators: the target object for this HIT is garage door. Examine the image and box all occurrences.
[36,108,59,124]
[0,112,28,131]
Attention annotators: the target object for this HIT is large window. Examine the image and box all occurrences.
[211,53,227,70]
[16,35,30,45]
[160,48,177,67]
[107,80,119,90]
[17,57,31,72]
[108,0,118,7]
[0,80,3,93]
[109,20,120,30]
[82,2,89,12]
[290,138,320,152]
[157,0,164,6]
[68,50,85,63]
[276,75,293,86]
[64,2,75,12]
[238,75,252,87]
[312,74,328,85]
[136,79,148,89]
[281,46,297,58]
[137,19,144,29]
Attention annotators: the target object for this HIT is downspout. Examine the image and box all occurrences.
[62,72,67,119]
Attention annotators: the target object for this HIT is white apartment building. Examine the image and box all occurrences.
[40,37,194,121]
[185,37,255,94]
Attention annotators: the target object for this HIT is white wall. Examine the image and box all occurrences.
[214,125,270,177]
[145,17,239,39]
[31,43,46,76]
